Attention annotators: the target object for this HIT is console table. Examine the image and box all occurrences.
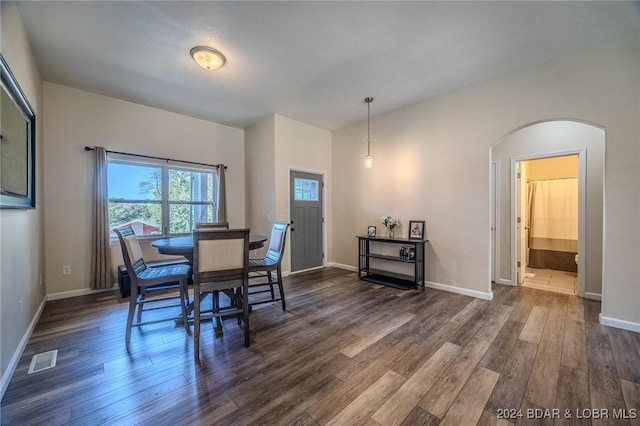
[357,235,427,289]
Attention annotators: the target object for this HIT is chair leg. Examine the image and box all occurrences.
[125,293,136,345]
[136,288,145,324]
[243,289,250,347]
[194,285,201,360]
[276,267,286,311]
[213,290,222,334]
[268,271,275,299]
[179,279,189,333]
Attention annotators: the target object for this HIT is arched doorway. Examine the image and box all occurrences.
[490,120,604,300]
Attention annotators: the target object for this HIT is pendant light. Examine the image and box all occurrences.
[364,97,374,168]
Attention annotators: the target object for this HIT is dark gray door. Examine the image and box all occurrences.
[290,171,323,272]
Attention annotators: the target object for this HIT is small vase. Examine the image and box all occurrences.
[388,228,395,239]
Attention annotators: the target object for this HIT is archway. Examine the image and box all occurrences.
[490,120,604,299]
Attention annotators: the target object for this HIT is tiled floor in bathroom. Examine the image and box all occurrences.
[522,266,577,295]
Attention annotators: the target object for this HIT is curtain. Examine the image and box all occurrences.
[216,164,227,223]
[528,178,578,271]
[528,178,578,253]
[90,147,113,289]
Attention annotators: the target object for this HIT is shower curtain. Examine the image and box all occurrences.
[528,178,578,272]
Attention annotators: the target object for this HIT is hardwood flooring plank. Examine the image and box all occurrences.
[561,318,588,373]
[439,366,500,426]
[479,320,525,373]
[325,370,405,426]
[619,379,640,420]
[485,339,538,416]
[399,407,440,426]
[478,410,515,426]
[340,312,415,358]
[555,365,590,425]
[585,319,625,401]
[371,342,461,426]
[590,390,630,426]
[418,303,513,418]
[523,295,567,409]
[519,305,549,344]
[607,328,640,383]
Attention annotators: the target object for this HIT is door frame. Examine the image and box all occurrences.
[510,149,586,297]
[288,167,327,275]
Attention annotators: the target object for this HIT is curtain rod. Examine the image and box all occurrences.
[527,176,577,182]
[84,146,226,169]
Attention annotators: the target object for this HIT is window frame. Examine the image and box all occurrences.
[107,155,219,240]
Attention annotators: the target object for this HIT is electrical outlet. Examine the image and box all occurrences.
[267,214,272,222]
[19,300,23,313]
[62,265,71,275]
[39,274,43,287]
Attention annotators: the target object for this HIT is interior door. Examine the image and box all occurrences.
[290,171,323,272]
[516,161,528,284]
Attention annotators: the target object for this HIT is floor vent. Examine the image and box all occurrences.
[28,349,58,374]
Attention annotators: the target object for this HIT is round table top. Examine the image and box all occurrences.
[151,234,267,257]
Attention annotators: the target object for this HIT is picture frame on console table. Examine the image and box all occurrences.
[408,220,425,239]
[367,226,376,237]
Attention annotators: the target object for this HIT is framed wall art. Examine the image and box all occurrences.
[408,220,425,240]
[1,54,36,209]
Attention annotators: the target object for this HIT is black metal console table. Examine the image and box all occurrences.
[357,235,427,289]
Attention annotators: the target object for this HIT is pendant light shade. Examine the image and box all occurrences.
[364,97,374,168]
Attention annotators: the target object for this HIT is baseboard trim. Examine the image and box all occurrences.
[494,278,514,286]
[599,314,640,333]
[327,262,357,272]
[289,266,325,276]
[1,296,46,401]
[425,280,493,300]
[47,285,118,301]
[584,292,602,301]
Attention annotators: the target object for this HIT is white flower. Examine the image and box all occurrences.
[381,215,399,229]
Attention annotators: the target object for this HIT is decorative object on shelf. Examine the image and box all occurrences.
[399,246,416,261]
[381,215,399,238]
[367,226,377,237]
[190,46,226,71]
[408,220,425,240]
[364,97,374,168]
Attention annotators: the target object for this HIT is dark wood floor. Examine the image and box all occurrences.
[2,268,639,425]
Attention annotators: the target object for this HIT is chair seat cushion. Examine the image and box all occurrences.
[138,264,191,281]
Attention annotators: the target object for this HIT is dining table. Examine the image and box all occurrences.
[151,233,268,327]
[151,233,268,264]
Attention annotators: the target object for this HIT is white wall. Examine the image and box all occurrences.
[245,114,331,274]
[274,115,332,273]
[245,115,276,253]
[331,31,640,328]
[0,0,45,397]
[492,121,603,297]
[42,83,245,297]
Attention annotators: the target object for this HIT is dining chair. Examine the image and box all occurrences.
[193,228,251,359]
[114,226,192,346]
[248,222,290,310]
[195,221,229,230]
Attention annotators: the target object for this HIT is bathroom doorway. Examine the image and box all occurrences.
[490,120,604,300]
[516,155,579,295]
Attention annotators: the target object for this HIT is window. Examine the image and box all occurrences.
[294,178,319,201]
[107,157,218,238]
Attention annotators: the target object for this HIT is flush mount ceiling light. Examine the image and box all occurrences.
[364,97,374,168]
[190,46,226,71]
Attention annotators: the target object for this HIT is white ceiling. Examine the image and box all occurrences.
[14,1,640,131]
